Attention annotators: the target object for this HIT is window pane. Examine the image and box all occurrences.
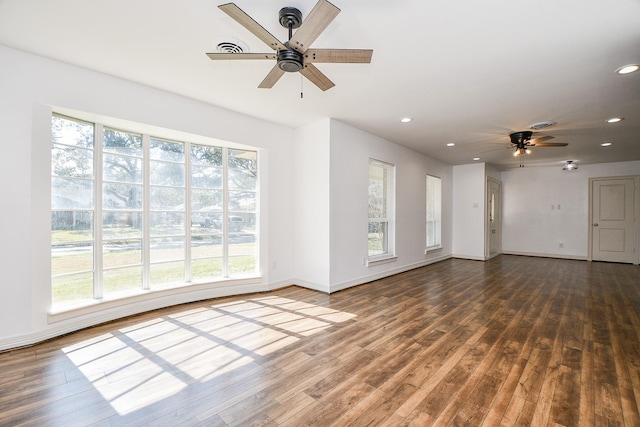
[191,165,222,189]
[150,138,184,162]
[103,212,142,238]
[150,262,185,288]
[103,183,142,209]
[229,191,256,212]
[52,178,93,209]
[368,221,388,256]
[51,211,93,240]
[368,163,387,219]
[150,237,184,262]
[150,161,184,186]
[228,168,257,191]
[191,235,223,258]
[191,145,222,166]
[103,266,142,296]
[103,240,142,268]
[191,189,223,212]
[191,258,223,282]
[228,256,256,276]
[52,115,94,149]
[52,243,93,275]
[150,187,184,210]
[150,212,184,236]
[52,272,94,307]
[103,154,143,183]
[103,128,142,156]
[52,144,93,178]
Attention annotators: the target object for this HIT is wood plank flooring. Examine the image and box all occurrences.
[1,255,639,426]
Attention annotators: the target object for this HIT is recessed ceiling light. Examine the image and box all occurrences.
[616,64,639,75]
[606,117,623,123]
[446,143,455,147]
[601,142,613,147]
[473,157,480,161]
[400,117,412,123]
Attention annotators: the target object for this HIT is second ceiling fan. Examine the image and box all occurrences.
[207,0,373,91]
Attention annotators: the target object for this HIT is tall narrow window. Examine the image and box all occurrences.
[51,114,259,310]
[368,159,395,259]
[426,174,442,249]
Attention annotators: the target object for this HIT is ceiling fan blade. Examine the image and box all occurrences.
[531,135,555,143]
[531,142,569,147]
[258,65,285,89]
[304,49,373,63]
[300,64,335,91]
[206,53,277,60]
[218,3,287,51]
[289,0,340,54]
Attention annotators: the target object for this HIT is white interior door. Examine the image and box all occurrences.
[591,177,637,263]
[486,178,502,259]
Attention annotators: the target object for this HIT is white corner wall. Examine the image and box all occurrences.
[0,45,296,350]
[292,119,332,291]
[501,160,640,260]
[452,163,487,260]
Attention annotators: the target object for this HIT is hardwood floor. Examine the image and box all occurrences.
[1,255,639,426]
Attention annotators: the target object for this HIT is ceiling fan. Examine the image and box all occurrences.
[207,1,373,91]
[509,130,568,167]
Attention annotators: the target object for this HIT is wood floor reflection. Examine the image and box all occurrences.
[1,255,639,426]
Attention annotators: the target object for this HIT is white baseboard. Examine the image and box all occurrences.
[502,250,588,261]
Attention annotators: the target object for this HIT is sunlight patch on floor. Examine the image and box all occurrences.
[62,294,356,415]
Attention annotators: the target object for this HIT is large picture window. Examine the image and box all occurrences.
[368,159,395,260]
[51,114,258,309]
[426,174,442,249]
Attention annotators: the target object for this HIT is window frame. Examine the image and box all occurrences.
[367,158,396,264]
[426,174,442,251]
[50,113,259,311]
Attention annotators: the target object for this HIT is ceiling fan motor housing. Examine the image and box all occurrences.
[277,49,304,72]
[510,131,533,146]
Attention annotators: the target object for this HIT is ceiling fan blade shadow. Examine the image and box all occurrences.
[219,3,287,51]
[206,53,277,60]
[300,64,335,91]
[289,0,340,53]
[304,49,373,63]
[258,65,285,88]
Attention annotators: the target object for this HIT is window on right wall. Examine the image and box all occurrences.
[426,174,442,250]
[368,159,395,260]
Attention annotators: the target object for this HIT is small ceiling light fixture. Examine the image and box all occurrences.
[601,142,613,147]
[606,117,623,123]
[400,117,412,123]
[446,143,455,147]
[616,64,639,75]
[563,160,578,171]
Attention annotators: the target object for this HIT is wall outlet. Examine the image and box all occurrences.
[559,243,564,248]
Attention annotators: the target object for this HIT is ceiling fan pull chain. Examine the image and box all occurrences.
[301,75,304,99]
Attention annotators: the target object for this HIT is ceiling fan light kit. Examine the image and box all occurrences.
[207,1,373,91]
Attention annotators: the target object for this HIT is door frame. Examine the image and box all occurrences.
[485,177,502,260]
[588,175,640,265]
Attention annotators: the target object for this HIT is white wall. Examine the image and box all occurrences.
[0,45,296,349]
[452,163,487,260]
[501,161,640,260]
[329,120,453,291]
[292,119,331,290]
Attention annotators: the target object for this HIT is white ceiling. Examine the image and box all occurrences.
[1,0,639,169]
